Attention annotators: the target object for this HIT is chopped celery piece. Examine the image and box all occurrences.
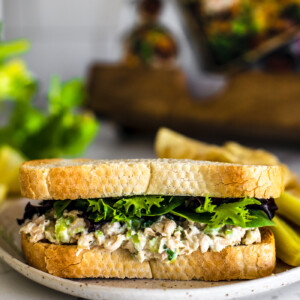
[276,191,300,226]
[95,230,103,238]
[149,237,159,253]
[131,234,140,245]
[271,215,300,266]
[55,216,74,243]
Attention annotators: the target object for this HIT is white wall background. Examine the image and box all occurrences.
[2,0,199,96]
[2,0,127,96]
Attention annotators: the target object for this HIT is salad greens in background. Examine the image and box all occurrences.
[0,26,99,198]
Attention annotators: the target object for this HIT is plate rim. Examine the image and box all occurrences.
[0,238,300,300]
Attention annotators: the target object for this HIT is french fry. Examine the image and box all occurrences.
[271,215,300,266]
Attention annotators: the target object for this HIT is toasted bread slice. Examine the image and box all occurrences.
[19,159,283,200]
[21,228,275,280]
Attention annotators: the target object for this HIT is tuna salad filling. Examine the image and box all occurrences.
[18,195,277,262]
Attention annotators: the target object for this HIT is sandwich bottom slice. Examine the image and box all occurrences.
[18,159,282,281]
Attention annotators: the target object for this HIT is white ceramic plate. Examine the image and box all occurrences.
[0,198,299,300]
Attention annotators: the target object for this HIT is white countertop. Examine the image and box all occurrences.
[1,121,300,300]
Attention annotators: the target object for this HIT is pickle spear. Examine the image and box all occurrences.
[271,215,300,266]
[0,145,25,194]
[0,183,7,205]
[276,190,300,226]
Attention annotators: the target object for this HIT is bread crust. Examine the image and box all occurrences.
[21,228,275,280]
[19,159,283,200]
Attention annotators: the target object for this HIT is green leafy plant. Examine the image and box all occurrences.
[0,29,36,102]
[20,76,99,159]
[0,27,99,160]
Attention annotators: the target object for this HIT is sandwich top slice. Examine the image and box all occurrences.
[18,158,283,280]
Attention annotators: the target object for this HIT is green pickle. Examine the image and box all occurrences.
[276,191,300,226]
[271,215,300,266]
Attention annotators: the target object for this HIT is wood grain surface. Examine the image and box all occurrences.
[87,65,300,144]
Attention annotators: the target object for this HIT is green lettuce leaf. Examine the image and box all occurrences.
[88,199,118,222]
[171,209,212,224]
[114,196,164,218]
[195,195,216,213]
[194,196,261,227]
[53,200,72,218]
[50,196,275,230]
[86,196,183,224]
[171,207,275,228]
[245,210,275,227]
[147,196,185,216]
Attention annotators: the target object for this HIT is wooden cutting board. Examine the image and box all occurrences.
[87,65,300,144]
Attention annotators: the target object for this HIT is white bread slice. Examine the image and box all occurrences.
[21,228,275,280]
[19,158,283,200]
